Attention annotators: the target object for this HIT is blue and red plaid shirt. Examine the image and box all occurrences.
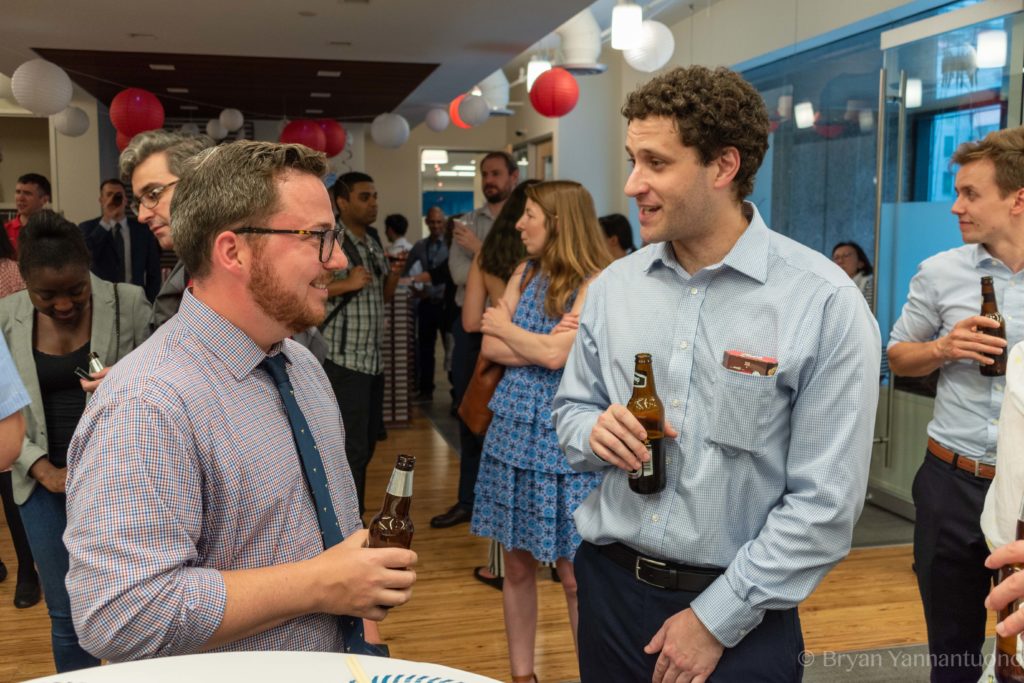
[64,289,361,661]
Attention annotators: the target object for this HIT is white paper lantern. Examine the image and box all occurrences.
[11,59,73,116]
[179,122,200,136]
[206,118,228,140]
[623,21,675,73]
[370,113,409,149]
[219,108,244,132]
[425,108,449,132]
[53,106,89,137]
[458,94,490,127]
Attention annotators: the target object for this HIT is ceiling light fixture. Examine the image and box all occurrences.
[166,87,189,93]
[317,70,342,77]
[611,1,643,50]
[437,171,458,177]
[905,79,923,109]
[794,102,815,129]
[976,29,1007,69]
[526,55,552,92]
[421,149,449,165]
[149,63,175,71]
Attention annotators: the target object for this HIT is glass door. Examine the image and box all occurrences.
[870,1,1023,516]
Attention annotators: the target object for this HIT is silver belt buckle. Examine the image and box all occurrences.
[635,555,668,587]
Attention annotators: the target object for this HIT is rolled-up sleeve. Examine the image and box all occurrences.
[65,388,227,661]
[888,262,940,347]
[690,287,881,646]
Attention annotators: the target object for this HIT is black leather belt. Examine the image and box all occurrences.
[594,542,724,592]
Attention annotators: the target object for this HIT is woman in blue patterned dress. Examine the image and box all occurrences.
[471,180,612,683]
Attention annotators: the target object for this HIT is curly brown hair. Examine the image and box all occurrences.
[621,66,769,200]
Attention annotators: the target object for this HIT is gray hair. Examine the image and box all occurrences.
[170,140,328,279]
[119,129,214,185]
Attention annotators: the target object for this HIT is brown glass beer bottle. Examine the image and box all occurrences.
[996,494,1024,682]
[626,353,666,495]
[981,276,1008,377]
[368,454,415,550]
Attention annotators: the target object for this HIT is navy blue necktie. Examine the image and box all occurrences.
[260,353,368,653]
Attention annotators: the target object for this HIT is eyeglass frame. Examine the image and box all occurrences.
[233,225,346,263]
[130,180,180,213]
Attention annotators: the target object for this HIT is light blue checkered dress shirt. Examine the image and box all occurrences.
[0,333,29,419]
[64,289,362,661]
[552,203,881,647]
[887,244,1024,464]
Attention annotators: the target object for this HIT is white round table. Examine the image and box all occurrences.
[23,650,501,683]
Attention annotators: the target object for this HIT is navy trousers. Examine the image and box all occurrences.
[575,541,804,682]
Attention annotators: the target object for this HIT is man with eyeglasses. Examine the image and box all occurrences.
[64,140,416,662]
[118,130,327,362]
[321,171,402,516]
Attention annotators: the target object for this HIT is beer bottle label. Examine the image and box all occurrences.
[633,372,647,388]
[628,441,655,479]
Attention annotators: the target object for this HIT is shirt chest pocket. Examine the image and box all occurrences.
[707,364,787,457]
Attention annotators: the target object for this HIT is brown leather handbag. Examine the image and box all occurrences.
[458,356,504,436]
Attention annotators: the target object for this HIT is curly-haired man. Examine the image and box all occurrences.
[553,65,881,682]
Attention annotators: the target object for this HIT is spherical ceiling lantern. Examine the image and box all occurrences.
[425,107,450,132]
[623,21,676,73]
[11,59,73,116]
[110,88,165,136]
[116,130,133,152]
[219,108,245,132]
[279,119,326,152]
[448,95,471,129]
[179,122,200,136]
[458,94,490,127]
[529,67,579,118]
[0,75,14,104]
[206,118,228,141]
[370,113,410,149]
[317,119,347,157]
[53,106,90,137]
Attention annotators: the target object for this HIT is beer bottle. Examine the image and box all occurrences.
[368,454,415,549]
[626,353,666,495]
[981,276,1008,377]
[995,493,1024,682]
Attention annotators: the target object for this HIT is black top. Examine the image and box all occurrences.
[34,341,89,468]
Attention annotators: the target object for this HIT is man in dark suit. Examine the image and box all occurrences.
[79,178,162,301]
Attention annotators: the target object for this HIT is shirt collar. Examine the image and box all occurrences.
[643,202,770,284]
[177,288,285,381]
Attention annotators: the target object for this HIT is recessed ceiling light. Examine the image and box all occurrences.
[317,70,342,78]
[166,87,189,93]
[310,92,331,98]
[328,41,352,47]
[149,63,175,71]
[180,105,199,111]
[305,108,324,114]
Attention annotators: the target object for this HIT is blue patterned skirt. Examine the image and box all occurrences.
[470,413,602,563]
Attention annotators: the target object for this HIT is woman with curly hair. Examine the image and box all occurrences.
[470,180,611,683]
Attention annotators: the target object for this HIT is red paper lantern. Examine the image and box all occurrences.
[279,119,327,153]
[116,131,133,152]
[110,88,165,137]
[449,95,471,129]
[317,119,347,157]
[529,68,579,118]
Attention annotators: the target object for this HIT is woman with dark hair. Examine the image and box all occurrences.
[0,224,24,297]
[0,210,150,672]
[471,180,612,683]
[461,179,535,589]
[598,213,636,260]
[832,241,874,302]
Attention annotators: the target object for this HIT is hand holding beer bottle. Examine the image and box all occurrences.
[588,353,677,489]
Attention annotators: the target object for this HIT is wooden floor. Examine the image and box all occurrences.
[0,410,997,683]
